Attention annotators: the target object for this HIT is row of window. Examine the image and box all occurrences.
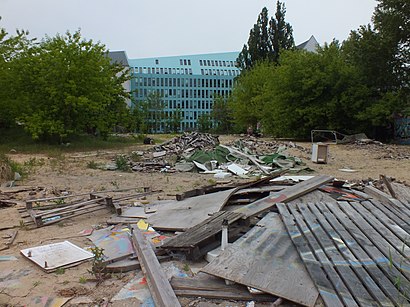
[199,59,235,67]
[148,120,209,132]
[136,77,233,88]
[179,59,192,66]
[135,67,193,75]
[201,69,239,76]
[136,88,230,100]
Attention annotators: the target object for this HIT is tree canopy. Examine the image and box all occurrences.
[236,1,294,70]
[230,0,409,140]
[1,27,131,142]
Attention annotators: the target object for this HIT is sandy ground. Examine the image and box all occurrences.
[0,135,409,306]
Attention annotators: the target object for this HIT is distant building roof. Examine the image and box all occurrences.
[296,35,319,52]
[108,51,129,67]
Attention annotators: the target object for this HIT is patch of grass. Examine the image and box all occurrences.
[88,246,109,286]
[0,127,138,155]
[32,281,41,287]
[55,268,66,275]
[87,160,100,169]
[183,263,190,272]
[115,155,131,172]
[79,276,87,284]
[207,178,217,185]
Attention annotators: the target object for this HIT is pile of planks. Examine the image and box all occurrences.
[154,132,219,154]
[118,174,410,306]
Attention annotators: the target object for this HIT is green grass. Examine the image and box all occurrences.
[0,127,141,155]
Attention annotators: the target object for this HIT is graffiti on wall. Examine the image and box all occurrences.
[394,117,410,144]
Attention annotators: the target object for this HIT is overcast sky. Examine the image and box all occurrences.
[1,0,377,59]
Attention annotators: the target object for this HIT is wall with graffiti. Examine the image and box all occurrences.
[394,117,410,144]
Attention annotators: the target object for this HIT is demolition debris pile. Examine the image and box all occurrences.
[117,132,312,176]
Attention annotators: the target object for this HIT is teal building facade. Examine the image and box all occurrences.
[129,52,240,132]
[128,36,318,132]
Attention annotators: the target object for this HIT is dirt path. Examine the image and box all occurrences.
[0,136,409,306]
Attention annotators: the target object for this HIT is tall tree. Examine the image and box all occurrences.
[236,1,294,70]
[9,30,130,141]
[211,94,232,133]
[373,0,409,87]
[0,22,33,128]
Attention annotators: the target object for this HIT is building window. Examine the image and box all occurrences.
[184,59,187,65]
[199,60,203,66]
[188,59,191,65]
[180,59,183,65]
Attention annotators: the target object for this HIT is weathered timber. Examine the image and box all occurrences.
[131,226,181,307]
[202,212,319,307]
[234,175,334,218]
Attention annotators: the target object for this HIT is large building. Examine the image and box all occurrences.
[127,36,318,132]
[129,52,240,132]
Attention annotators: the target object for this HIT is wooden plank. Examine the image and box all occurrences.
[296,203,390,306]
[364,186,410,217]
[391,183,410,206]
[339,201,410,270]
[276,204,344,307]
[162,211,243,249]
[235,175,334,218]
[171,272,277,302]
[147,189,236,231]
[368,200,410,228]
[285,205,359,306]
[131,226,181,307]
[355,201,410,243]
[202,212,319,307]
[380,175,397,198]
[323,202,410,300]
[310,202,398,306]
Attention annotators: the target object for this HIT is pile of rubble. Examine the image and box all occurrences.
[5,174,410,306]
[111,133,312,176]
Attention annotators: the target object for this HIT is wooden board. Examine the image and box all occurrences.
[202,212,319,307]
[146,189,236,231]
[131,226,181,307]
[234,175,333,218]
[20,241,93,272]
[171,272,277,302]
[278,201,410,306]
[162,211,243,249]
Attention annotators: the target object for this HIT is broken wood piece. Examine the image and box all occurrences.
[161,211,244,260]
[202,212,318,307]
[131,226,181,307]
[234,175,334,218]
[171,273,277,302]
[380,175,397,199]
[219,144,270,175]
[104,255,172,273]
[5,230,18,246]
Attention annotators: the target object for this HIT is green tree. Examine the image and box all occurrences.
[0,22,33,128]
[166,109,182,133]
[9,30,130,141]
[228,61,275,132]
[211,94,232,133]
[140,91,166,133]
[236,1,294,70]
[373,0,409,87]
[197,113,212,132]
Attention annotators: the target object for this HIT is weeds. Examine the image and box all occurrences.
[115,155,130,172]
[32,281,41,287]
[88,246,109,286]
[183,263,190,272]
[55,268,66,275]
[79,276,87,284]
[87,160,100,169]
